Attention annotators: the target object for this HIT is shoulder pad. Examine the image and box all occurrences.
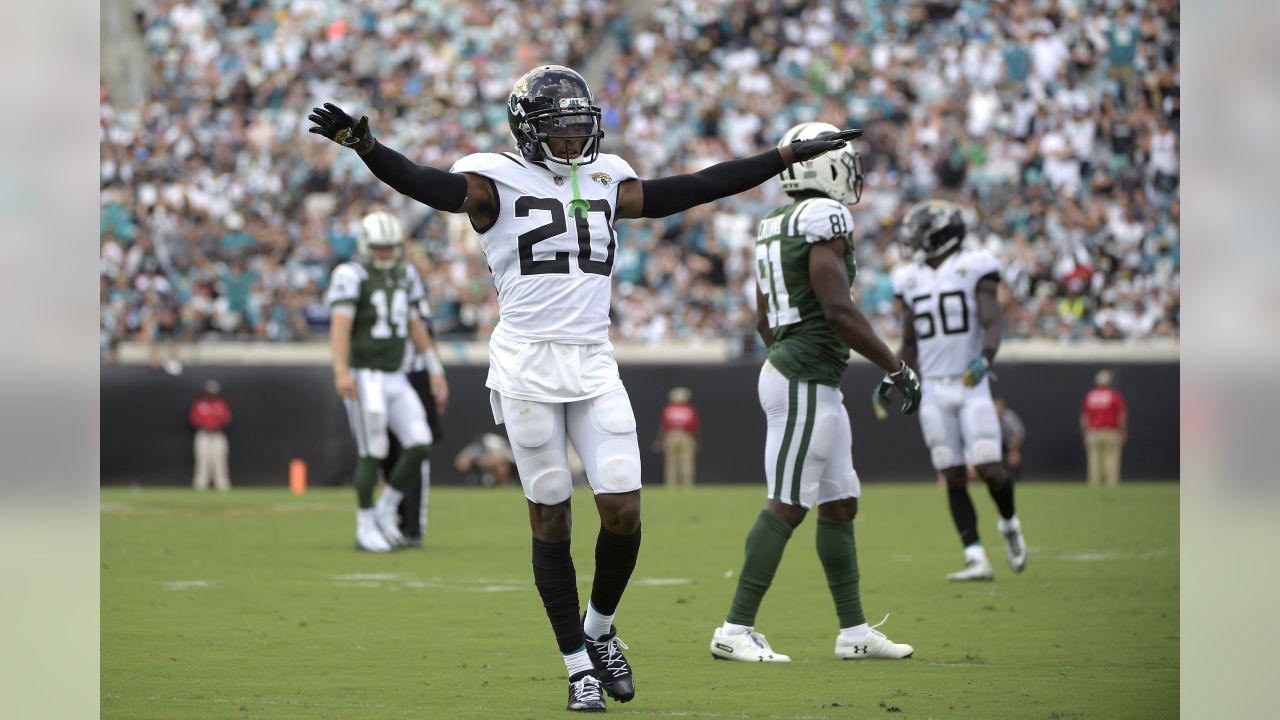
[795,198,854,243]
[593,154,639,183]
[449,153,515,175]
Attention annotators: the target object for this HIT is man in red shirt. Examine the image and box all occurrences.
[189,379,232,491]
[1080,370,1127,486]
[655,387,700,487]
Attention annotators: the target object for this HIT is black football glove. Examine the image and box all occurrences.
[789,128,863,163]
[872,361,921,420]
[307,102,375,153]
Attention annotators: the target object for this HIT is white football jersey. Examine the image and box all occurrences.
[450,151,638,344]
[891,248,1002,378]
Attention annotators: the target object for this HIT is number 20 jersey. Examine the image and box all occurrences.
[449,151,638,344]
[890,248,1001,378]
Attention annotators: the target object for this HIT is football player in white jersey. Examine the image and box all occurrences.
[309,65,861,712]
[884,200,1027,581]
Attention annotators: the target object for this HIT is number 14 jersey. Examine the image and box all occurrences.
[450,151,638,344]
[890,248,1001,378]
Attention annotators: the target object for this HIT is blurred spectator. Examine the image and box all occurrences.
[100,0,1179,351]
[1080,369,1128,486]
[189,379,232,491]
[654,386,700,488]
[994,397,1026,482]
[455,433,515,488]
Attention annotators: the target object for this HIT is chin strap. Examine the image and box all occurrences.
[567,159,590,219]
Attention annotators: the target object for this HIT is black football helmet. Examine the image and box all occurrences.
[507,65,604,169]
[900,200,966,259]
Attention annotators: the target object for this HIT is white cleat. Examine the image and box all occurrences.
[373,490,407,548]
[355,509,392,552]
[998,518,1027,573]
[835,616,914,659]
[710,627,791,663]
[946,555,995,581]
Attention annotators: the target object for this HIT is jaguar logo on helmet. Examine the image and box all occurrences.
[506,65,605,175]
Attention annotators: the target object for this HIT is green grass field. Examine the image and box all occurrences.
[101,483,1177,719]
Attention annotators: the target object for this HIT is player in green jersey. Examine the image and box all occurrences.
[326,211,448,552]
[710,123,921,662]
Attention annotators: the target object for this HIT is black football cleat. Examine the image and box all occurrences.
[566,672,606,712]
[584,625,634,703]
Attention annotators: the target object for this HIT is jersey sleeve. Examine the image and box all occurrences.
[796,198,854,244]
[449,152,509,176]
[971,249,1002,282]
[599,154,639,183]
[325,263,362,307]
[890,264,913,299]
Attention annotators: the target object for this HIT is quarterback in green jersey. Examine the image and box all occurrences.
[710,122,922,663]
[326,211,448,552]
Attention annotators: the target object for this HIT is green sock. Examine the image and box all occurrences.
[354,457,381,509]
[816,517,865,629]
[388,444,430,492]
[726,509,794,626]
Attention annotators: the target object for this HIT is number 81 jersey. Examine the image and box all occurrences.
[450,151,638,344]
[890,248,1001,378]
[755,197,857,388]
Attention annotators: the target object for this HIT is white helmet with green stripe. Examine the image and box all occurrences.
[357,211,404,270]
[777,122,864,205]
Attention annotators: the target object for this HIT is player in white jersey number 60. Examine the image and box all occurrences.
[310,65,860,713]
[886,200,1028,582]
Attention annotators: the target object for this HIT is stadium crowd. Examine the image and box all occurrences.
[101,0,1179,362]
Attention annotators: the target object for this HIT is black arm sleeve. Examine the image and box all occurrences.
[360,141,468,212]
[640,148,785,218]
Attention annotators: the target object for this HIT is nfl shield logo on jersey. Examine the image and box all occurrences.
[554,176,565,187]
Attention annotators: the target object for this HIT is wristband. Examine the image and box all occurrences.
[981,347,996,365]
[422,348,445,376]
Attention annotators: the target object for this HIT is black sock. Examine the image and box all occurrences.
[947,483,980,547]
[590,525,641,617]
[532,538,582,654]
[987,477,1016,520]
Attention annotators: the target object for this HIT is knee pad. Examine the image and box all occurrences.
[588,393,640,493]
[594,440,641,494]
[931,445,961,471]
[522,451,574,505]
[968,439,1002,466]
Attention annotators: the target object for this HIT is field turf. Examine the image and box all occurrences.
[101,483,1177,719]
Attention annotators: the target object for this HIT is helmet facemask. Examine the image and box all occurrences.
[529,103,602,172]
[778,122,865,205]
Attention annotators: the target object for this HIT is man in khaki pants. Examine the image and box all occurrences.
[655,387,700,488]
[189,379,232,491]
[1080,370,1128,486]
